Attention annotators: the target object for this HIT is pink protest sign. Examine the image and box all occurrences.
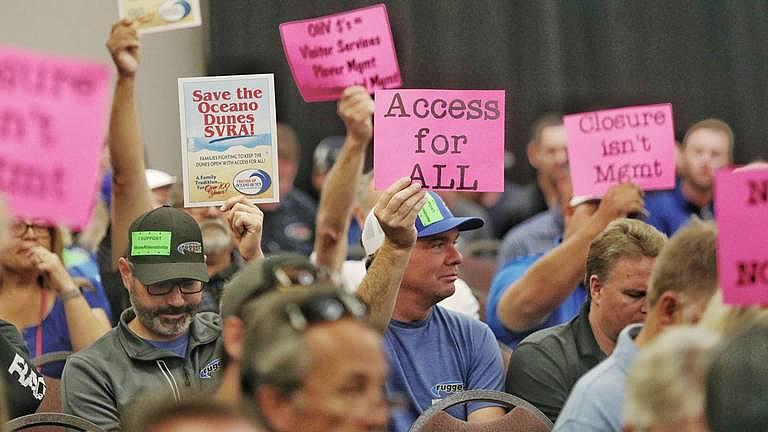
[563,103,676,197]
[373,89,505,192]
[280,4,401,102]
[715,167,768,305]
[0,45,111,229]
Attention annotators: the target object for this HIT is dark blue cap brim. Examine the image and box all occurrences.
[417,216,485,238]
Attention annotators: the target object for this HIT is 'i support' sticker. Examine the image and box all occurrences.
[131,231,172,256]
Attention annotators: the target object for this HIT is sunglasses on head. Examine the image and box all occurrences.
[283,291,367,332]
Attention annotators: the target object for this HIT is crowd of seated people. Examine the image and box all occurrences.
[1,15,767,432]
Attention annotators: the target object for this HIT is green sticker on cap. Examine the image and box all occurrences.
[131,231,172,256]
[418,194,445,226]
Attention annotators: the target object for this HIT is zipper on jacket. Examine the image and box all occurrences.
[156,360,181,401]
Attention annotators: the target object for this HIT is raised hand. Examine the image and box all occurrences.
[220,195,264,261]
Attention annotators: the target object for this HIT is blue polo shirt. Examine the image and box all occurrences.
[497,206,564,268]
[644,181,714,237]
[486,252,587,349]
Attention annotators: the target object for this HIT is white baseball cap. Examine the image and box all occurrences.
[145,169,177,190]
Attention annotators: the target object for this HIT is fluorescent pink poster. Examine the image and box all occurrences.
[280,4,401,102]
[715,167,768,305]
[0,45,111,229]
[373,89,505,192]
[564,103,676,197]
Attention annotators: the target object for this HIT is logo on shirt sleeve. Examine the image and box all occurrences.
[430,381,464,404]
[8,354,46,400]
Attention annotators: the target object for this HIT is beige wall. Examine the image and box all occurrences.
[0,0,207,179]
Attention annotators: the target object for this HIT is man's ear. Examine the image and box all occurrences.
[527,140,539,168]
[117,257,133,292]
[223,316,245,362]
[589,274,602,303]
[656,291,680,326]
[256,386,297,432]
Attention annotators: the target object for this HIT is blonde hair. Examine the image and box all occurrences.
[646,218,718,307]
[585,218,667,288]
[699,290,768,336]
[624,326,720,429]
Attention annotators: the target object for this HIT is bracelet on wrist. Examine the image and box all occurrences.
[60,289,82,302]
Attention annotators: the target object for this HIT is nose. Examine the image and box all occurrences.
[20,226,37,240]
[164,286,186,307]
[446,243,462,266]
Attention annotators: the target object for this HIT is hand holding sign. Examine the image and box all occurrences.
[374,178,426,250]
[592,182,645,223]
[337,85,374,145]
[220,194,264,262]
[106,18,146,78]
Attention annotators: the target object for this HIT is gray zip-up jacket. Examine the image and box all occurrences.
[61,308,223,431]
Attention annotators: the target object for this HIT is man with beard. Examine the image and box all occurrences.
[62,206,221,431]
[644,118,733,236]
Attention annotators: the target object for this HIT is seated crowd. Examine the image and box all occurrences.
[0,16,767,432]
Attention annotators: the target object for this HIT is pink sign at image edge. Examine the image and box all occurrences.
[0,45,111,229]
[715,167,768,306]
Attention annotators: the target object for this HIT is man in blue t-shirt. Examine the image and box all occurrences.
[487,183,645,349]
[644,118,733,237]
[358,180,505,431]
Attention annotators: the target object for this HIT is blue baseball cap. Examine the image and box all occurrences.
[362,191,484,255]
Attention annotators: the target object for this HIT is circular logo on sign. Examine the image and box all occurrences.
[158,0,192,22]
[233,169,271,196]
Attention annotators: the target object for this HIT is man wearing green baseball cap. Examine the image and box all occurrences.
[62,205,221,431]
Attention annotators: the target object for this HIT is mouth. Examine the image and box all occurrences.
[158,312,187,320]
[439,274,459,282]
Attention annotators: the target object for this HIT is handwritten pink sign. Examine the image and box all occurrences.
[280,4,401,102]
[564,103,676,197]
[373,89,505,192]
[715,167,768,305]
[0,45,111,229]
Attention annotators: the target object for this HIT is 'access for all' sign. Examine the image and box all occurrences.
[373,89,505,192]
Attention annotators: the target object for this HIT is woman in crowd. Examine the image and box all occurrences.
[0,219,112,377]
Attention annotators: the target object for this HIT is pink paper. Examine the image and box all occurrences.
[0,45,111,229]
[564,103,676,197]
[715,167,768,306]
[373,89,505,192]
[280,4,402,102]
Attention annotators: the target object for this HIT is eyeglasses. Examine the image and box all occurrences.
[10,220,52,238]
[145,279,204,296]
[283,291,368,331]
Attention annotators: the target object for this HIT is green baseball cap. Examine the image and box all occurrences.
[127,206,209,285]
